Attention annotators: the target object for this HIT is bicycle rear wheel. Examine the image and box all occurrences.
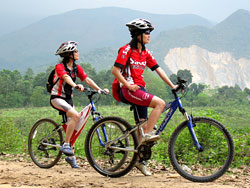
[28,118,64,168]
[168,117,234,182]
[85,116,139,177]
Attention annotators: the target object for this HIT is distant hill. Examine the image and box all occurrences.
[0,7,213,73]
[149,9,250,71]
[83,9,250,74]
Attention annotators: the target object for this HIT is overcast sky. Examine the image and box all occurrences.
[2,0,250,21]
[1,0,250,35]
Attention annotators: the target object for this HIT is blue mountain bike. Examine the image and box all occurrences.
[84,78,234,182]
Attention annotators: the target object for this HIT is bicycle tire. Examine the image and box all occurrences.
[28,118,64,168]
[85,116,139,177]
[168,117,234,182]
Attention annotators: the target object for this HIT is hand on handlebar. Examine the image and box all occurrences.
[174,85,184,93]
[103,88,109,94]
[172,77,187,94]
[75,84,84,92]
[98,88,110,94]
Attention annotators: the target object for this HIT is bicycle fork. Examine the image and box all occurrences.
[184,112,203,152]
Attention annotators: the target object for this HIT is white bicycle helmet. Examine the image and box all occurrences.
[126,18,154,32]
[55,41,78,55]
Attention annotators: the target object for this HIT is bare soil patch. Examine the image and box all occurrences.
[0,155,249,188]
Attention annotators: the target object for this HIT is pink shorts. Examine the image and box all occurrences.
[121,86,154,106]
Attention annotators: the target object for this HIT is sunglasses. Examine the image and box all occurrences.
[144,30,151,35]
[74,50,78,53]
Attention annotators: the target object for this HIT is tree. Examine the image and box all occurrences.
[169,69,193,85]
[244,88,250,95]
[24,68,34,81]
[79,62,98,81]
[33,72,47,88]
[31,86,49,107]
[169,74,178,84]
[189,83,205,96]
[177,69,192,84]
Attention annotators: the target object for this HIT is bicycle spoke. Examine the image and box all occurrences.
[28,119,63,168]
[169,117,234,182]
[85,117,139,177]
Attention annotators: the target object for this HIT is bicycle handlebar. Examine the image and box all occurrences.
[171,77,187,97]
[75,86,109,96]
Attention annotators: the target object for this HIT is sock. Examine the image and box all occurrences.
[63,143,70,147]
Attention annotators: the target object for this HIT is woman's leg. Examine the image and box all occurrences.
[121,86,165,136]
[65,108,80,143]
[146,96,165,133]
[50,98,79,155]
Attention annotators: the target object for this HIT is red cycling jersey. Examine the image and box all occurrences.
[114,44,159,87]
[51,63,88,98]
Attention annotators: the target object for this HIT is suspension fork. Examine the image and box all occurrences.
[92,111,108,147]
[182,110,203,152]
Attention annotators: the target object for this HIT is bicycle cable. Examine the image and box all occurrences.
[179,83,193,116]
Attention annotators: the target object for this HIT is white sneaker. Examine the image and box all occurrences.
[141,131,160,143]
[135,161,152,176]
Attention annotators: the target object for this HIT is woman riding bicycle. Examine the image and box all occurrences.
[112,18,176,176]
[51,41,108,168]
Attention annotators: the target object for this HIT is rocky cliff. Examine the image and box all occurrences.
[164,45,250,89]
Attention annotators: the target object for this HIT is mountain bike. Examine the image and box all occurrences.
[84,78,234,182]
[28,88,107,168]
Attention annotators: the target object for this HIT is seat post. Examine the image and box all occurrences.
[130,105,140,125]
[130,105,146,137]
[59,111,67,123]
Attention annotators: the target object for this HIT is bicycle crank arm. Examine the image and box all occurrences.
[108,146,137,153]
[41,143,61,148]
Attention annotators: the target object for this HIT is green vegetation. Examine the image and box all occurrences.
[0,65,249,169]
[0,104,249,168]
[0,64,249,109]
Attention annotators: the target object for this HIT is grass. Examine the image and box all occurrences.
[0,104,249,168]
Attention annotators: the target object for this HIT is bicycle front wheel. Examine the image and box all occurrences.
[28,118,64,168]
[168,117,234,182]
[85,116,139,178]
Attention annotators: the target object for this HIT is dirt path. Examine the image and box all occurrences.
[0,158,249,188]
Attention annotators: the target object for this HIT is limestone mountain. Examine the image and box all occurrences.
[149,9,250,71]
[165,45,250,89]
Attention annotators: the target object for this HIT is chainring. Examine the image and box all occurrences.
[137,142,155,160]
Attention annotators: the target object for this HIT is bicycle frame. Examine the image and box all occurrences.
[45,90,108,148]
[156,96,203,151]
[107,95,203,153]
[62,103,92,145]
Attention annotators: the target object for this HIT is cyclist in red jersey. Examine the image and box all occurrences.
[51,41,109,168]
[112,19,176,176]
